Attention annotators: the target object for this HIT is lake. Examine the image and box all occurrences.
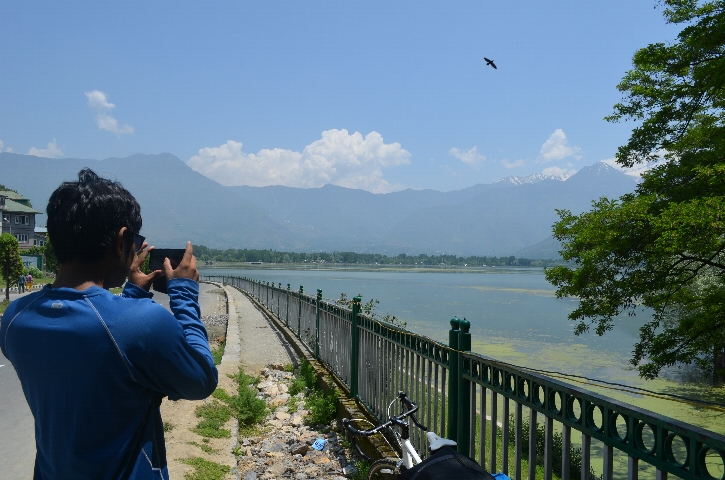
[201,266,725,433]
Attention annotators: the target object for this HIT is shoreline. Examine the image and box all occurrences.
[199,262,550,274]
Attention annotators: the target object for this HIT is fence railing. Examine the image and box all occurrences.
[206,275,725,480]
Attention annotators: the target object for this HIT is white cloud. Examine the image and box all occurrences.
[84,90,134,135]
[500,159,525,169]
[0,140,11,152]
[538,129,581,162]
[188,129,411,193]
[28,139,63,158]
[449,146,485,165]
[542,165,576,177]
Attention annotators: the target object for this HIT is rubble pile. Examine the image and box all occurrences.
[237,366,360,480]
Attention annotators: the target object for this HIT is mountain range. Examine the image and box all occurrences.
[0,152,638,258]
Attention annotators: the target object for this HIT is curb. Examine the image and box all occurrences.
[203,281,241,480]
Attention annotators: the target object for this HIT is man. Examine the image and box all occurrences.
[26,272,33,291]
[0,169,218,479]
[18,272,25,293]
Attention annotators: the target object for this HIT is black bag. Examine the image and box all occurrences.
[400,446,496,480]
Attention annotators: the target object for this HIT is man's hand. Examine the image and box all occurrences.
[129,243,164,291]
[164,241,200,283]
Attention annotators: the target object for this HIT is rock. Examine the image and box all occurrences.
[236,364,362,480]
[290,443,309,456]
[269,394,289,407]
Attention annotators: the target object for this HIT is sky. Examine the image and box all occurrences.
[0,2,681,192]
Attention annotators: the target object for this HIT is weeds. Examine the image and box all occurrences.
[187,441,215,454]
[305,388,339,425]
[283,363,295,372]
[288,396,301,414]
[349,460,371,480]
[287,359,340,426]
[211,341,225,365]
[299,359,317,389]
[181,457,230,480]
[288,377,307,396]
[192,401,232,438]
[210,368,267,428]
[163,421,173,432]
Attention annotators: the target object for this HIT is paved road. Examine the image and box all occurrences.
[0,282,224,479]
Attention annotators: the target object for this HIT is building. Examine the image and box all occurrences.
[34,226,47,247]
[0,190,42,250]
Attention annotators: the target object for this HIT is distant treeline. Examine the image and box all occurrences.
[194,246,562,268]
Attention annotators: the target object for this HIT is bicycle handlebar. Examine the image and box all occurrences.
[342,392,428,461]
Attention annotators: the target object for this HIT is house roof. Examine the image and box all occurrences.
[3,198,42,214]
[0,190,29,201]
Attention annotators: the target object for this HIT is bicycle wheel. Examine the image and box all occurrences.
[368,458,403,480]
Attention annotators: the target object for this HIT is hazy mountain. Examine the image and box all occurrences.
[0,153,637,256]
[0,152,299,249]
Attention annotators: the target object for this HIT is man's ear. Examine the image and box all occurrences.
[116,227,129,256]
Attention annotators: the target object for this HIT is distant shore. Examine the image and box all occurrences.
[198,262,552,274]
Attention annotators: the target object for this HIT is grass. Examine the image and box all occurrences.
[349,460,371,480]
[214,368,267,426]
[180,457,230,480]
[287,359,340,426]
[163,421,173,432]
[211,341,225,365]
[197,366,267,439]
[188,441,216,454]
[287,395,301,413]
[0,299,10,314]
[305,387,339,426]
[192,401,233,438]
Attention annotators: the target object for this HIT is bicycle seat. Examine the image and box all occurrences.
[426,431,457,451]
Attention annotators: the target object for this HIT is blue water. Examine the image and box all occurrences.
[202,267,725,431]
[203,267,645,365]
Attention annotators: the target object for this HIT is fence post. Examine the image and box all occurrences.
[286,284,290,327]
[315,289,322,359]
[298,286,303,338]
[266,282,270,307]
[351,296,362,399]
[457,318,472,456]
[448,317,460,441]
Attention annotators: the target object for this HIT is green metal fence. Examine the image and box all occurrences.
[206,275,725,480]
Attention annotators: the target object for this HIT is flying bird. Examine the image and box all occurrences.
[484,57,497,69]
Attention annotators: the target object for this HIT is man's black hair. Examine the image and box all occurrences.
[47,169,142,264]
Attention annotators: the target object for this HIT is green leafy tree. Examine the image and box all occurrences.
[545,0,725,379]
[0,233,23,301]
[43,236,59,274]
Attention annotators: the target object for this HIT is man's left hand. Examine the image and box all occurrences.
[129,243,163,291]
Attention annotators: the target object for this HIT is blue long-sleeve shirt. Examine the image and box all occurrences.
[0,278,218,479]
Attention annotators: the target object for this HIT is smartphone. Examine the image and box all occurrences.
[148,248,186,294]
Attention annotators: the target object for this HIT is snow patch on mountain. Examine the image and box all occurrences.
[494,171,573,185]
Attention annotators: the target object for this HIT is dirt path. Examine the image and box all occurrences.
[161,283,295,479]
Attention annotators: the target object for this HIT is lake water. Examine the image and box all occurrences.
[202,266,725,433]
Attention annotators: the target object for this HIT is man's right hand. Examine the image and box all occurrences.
[164,241,200,282]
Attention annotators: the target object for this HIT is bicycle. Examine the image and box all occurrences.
[342,391,458,479]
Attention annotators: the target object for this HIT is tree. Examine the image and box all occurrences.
[545,0,725,380]
[43,236,58,273]
[0,233,23,301]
